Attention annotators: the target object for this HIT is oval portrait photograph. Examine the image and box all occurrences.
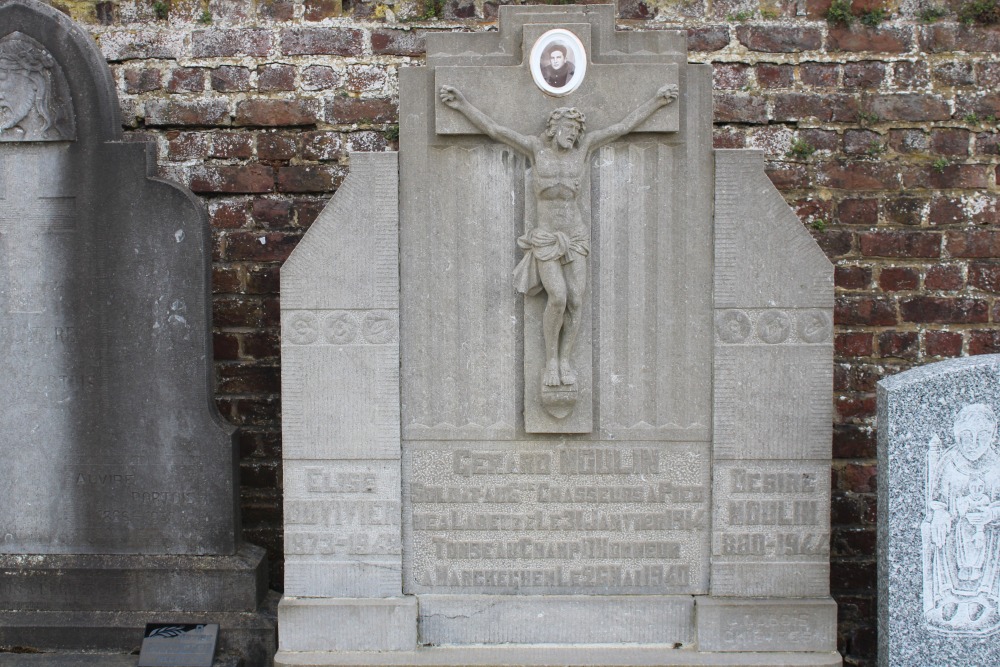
[529,29,586,97]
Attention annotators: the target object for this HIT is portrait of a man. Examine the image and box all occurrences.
[540,43,575,88]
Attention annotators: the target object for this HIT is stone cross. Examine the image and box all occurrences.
[434,23,679,433]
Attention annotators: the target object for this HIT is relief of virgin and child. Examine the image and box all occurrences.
[923,403,1000,635]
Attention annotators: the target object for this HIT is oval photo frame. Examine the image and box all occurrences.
[530,29,586,97]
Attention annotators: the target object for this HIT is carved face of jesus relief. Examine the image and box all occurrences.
[553,119,580,149]
[0,65,36,132]
[0,33,75,142]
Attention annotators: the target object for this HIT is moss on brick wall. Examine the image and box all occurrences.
[55,1,1000,663]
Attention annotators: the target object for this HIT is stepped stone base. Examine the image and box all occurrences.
[0,596,277,667]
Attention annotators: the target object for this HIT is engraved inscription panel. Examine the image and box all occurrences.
[65,461,211,549]
[284,460,402,558]
[713,461,830,563]
[0,144,88,549]
[0,146,76,313]
[1,457,217,553]
[697,599,837,652]
[711,460,831,597]
[403,441,709,594]
[284,460,403,597]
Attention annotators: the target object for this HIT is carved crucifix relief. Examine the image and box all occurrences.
[439,82,678,427]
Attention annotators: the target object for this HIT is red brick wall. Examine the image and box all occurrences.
[63,0,1000,663]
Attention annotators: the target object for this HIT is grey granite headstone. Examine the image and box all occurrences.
[0,0,274,662]
[879,355,1000,666]
[276,5,839,665]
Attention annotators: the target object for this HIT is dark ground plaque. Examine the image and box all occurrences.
[0,0,275,663]
[139,624,219,667]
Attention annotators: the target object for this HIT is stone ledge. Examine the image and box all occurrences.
[0,544,268,613]
[277,598,417,653]
[418,595,693,645]
[274,646,843,666]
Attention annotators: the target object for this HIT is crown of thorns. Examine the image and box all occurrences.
[0,41,55,73]
[546,108,586,135]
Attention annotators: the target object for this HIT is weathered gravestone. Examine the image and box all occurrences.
[276,5,840,665]
[879,354,1000,666]
[0,0,275,662]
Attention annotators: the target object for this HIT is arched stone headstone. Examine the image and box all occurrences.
[0,0,274,661]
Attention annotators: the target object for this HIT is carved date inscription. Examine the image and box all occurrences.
[284,461,402,557]
[404,441,710,594]
[713,462,830,562]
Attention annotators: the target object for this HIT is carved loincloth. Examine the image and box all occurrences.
[512,227,590,296]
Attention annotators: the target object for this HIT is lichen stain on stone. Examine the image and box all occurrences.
[641,0,704,19]
[49,0,102,24]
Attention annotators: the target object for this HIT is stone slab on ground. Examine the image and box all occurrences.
[878,354,1000,667]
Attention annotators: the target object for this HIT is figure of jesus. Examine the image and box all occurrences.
[439,83,679,388]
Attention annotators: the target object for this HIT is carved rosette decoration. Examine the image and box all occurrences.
[0,32,75,142]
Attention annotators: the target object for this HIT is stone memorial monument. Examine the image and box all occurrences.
[0,0,275,662]
[879,354,1000,666]
[276,5,840,665]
